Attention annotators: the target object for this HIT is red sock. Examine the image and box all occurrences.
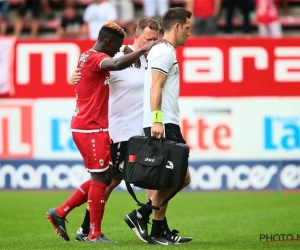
[56,180,91,217]
[88,181,107,240]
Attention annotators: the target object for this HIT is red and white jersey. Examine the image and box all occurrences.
[255,0,279,24]
[71,49,110,131]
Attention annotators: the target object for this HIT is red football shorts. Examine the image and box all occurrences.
[72,132,112,172]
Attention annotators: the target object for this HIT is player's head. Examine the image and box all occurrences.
[97,22,126,57]
[162,7,191,47]
[134,17,161,49]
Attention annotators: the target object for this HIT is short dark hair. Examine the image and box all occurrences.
[135,17,161,35]
[162,7,192,32]
[98,21,126,40]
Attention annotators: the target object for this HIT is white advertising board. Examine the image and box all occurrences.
[180,97,300,160]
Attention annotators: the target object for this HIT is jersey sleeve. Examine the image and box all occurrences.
[150,44,173,75]
[89,53,110,72]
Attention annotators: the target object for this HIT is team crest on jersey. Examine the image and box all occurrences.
[79,53,89,62]
[104,76,110,85]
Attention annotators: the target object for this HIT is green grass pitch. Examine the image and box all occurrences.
[0,190,299,250]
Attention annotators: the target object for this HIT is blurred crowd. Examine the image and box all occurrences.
[185,0,289,37]
[0,0,295,38]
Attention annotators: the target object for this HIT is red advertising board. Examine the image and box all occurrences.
[3,37,300,98]
[11,39,95,98]
[178,38,300,97]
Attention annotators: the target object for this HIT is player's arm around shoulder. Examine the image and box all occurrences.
[100,40,162,71]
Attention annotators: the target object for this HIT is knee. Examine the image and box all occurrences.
[91,170,112,186]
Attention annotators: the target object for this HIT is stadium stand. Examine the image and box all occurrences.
[4,0,300,37]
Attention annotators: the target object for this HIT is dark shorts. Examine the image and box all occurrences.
[17,0,41,18]
[110,141,128,180]
[143,123,186,144]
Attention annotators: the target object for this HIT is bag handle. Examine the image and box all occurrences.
[144,136,163,150]
[125,180,181,210]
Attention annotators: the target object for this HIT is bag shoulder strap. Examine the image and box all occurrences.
[125,181,180,210]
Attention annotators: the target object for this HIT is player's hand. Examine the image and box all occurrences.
[70,68,81,85]
[141,38,167,53]
[151,122,164,139]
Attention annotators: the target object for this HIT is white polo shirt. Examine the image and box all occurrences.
[143,42,180,128]
[109,45,146,143]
